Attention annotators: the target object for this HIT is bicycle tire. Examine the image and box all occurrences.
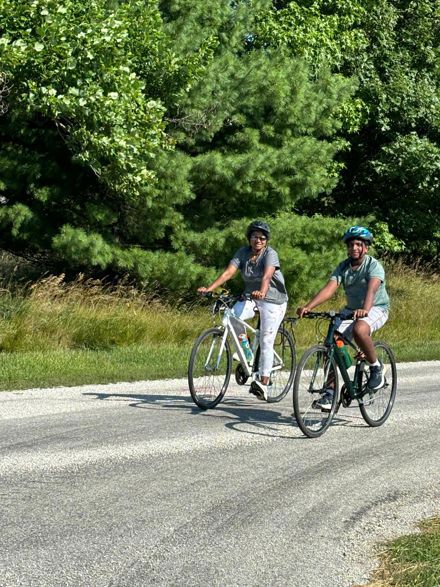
[359,341,397,427]
[266,327,296,403]
[292,345,339,438]
[188,327,232,409]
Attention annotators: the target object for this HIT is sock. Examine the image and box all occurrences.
[369,360,380,367]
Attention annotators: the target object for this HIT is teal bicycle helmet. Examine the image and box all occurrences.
[342,226,373,244]
[246,220,270,240]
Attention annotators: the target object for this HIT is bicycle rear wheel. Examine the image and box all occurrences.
[359,341,397,426]
[292,345,339,438]
[265,327,296,403]
[188,327,232,409]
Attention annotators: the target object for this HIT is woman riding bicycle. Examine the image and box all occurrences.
[197,220,288,400]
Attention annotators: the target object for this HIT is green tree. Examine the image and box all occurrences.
[259,1,440,255]
[332,0,440,256]
[159,0,356,230]
[0,0,205,270]
[0,0,361,296]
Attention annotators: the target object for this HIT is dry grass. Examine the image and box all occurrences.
[0,259,438,360]
[0,274,210,352]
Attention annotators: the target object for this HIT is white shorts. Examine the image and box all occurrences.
[336,306,389,340]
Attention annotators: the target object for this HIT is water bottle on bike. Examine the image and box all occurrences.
[336,338,352,368]
[238,333,254,364]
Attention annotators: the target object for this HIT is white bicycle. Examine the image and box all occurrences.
[188,292,297,409]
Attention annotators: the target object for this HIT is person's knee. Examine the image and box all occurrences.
[353,320,370,338]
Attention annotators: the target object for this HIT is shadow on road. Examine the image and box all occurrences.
[82,389,367,440]
[82,390,305,437]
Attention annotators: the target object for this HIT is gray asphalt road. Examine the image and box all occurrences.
[0,362,439,587]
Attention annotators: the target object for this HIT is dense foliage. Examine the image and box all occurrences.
[0,0,438,299]
[260,1,440,255]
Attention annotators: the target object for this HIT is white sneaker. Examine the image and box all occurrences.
[232,352,239,362]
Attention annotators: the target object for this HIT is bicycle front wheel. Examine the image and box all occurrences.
[359,341,397,426]
[292,345,339,438]
[265,327,296,403]
[188,327,232,409]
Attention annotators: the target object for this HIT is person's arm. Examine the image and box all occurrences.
[297,279,339,317]
[353,277,381,318]
[197,263,238,294]
[252,265,276,299]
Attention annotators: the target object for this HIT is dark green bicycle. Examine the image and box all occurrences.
[292,311,397,438]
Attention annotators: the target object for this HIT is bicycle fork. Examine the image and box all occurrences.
[204,329,229,371]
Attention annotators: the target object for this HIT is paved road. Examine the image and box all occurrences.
[0,362,439,587]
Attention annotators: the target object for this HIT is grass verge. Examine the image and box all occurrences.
[0,259,438,390]
[365,516,440,587]
[0,344,192,390]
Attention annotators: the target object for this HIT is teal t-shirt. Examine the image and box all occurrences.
[330,255,390,310]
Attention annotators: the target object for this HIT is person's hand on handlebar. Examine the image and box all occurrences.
[353,308,369,319]
[297,306,311,318]
[197,287,211,295]
[251,290,265,300]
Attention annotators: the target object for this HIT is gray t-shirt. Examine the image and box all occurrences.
[330,255,390,310]
[230,246,288,305]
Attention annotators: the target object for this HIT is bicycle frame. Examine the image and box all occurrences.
[323,315,365,400]
[220,307,257,377]
[210,299,286,379]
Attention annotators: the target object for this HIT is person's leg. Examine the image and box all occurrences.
[231,300,255,337]
[313,359,337,410]
[353,307,389,389]
[315,310,354,409]
[352,307,388,361]
[352,320,376,363]
[256,301,287,385]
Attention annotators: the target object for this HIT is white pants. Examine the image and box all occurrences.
[232,299,287,377]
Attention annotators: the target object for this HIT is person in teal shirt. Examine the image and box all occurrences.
[297,226,389,409]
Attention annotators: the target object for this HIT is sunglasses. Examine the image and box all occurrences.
[250,235,267,241]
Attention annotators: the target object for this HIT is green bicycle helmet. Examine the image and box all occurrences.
[342,225,373,245]
[246,220,270,240]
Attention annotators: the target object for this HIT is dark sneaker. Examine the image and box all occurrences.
[368,363,385,390]
[313,390,334,411]
[249,380,268,401]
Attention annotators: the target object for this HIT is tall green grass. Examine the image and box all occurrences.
[0,258,438,389]
[0,275,210,352]
[379,261,440,360]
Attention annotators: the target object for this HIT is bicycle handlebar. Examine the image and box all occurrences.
[200,291,253,303]
[301,310,355,320]
[201,292,298,328]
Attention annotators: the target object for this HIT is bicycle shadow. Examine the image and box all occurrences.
[331,406,372,428]
[82,389,301,439]
[203,398,298,439]
[82,391,195,410]
[82,389,369,438]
